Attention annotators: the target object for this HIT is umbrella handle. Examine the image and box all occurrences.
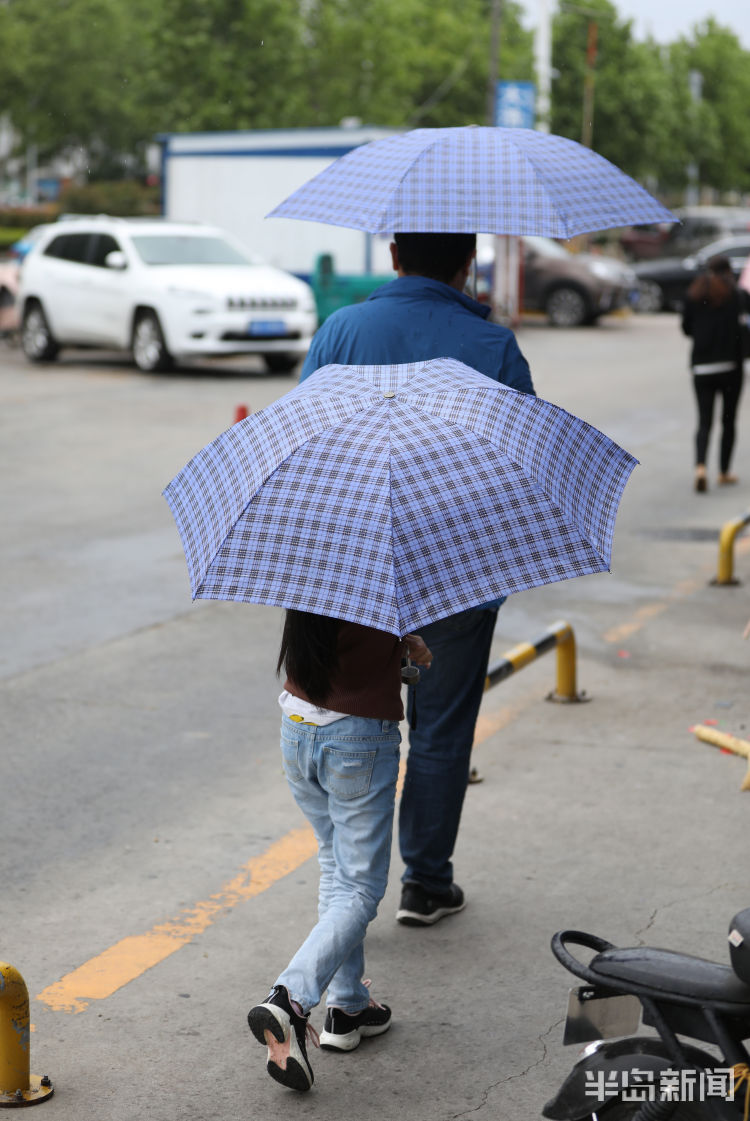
[401,657,420,685]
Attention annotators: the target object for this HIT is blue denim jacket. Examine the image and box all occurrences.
[299,275,534,394]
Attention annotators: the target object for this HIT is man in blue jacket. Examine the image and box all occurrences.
[299,232,535,926]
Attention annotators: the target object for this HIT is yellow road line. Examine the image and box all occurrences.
[474,698,531,744]
[36,827,317,1014]
[601,561,722,644]
[602,601,669,643]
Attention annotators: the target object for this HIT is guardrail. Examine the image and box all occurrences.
[485,619,586,704]
[712,512,750,586]
[0,962,53,1107]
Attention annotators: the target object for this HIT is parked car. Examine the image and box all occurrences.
[9,224,52,262]
[477,236,638,327]
[633,234,750,313]
[18,216,318,372]
[620,206,750,261]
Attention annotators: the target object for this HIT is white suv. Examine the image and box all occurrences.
[18,216,318,373]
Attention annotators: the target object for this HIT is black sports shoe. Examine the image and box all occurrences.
[320,995,392,1052]
[396,881,466,926]
[247,985,317,1091]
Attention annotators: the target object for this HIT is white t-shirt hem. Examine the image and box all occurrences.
[278,690,349,726]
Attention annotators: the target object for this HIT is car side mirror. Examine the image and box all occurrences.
[104,250,127,270]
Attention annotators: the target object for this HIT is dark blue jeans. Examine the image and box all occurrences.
[693,366,743,473]
[399,606,499,894]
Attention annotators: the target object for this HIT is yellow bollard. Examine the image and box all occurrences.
[693,725,750,791]
[0,964,53,1107]
[549,621,578,702]
[485,620,586,702]
[713,514,750,586]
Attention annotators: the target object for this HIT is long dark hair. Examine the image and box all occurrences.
[686,255,736,307]
[277,609,340,706]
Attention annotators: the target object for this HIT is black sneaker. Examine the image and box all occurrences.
[247,985,316,1091]
[396,881,466,926]
[320,996,392,1052]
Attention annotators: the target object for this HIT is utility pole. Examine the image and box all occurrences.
[486,0,503,126]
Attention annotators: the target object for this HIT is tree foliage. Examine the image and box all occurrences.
[0,0,159,170]
[549,2,750,195]
[669,19,750,193]
[0,0,748,198]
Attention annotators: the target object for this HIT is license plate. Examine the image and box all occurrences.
[563,986,641,1045]
[247,319,287,337]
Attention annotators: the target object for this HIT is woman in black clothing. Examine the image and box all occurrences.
[682,255,749,492]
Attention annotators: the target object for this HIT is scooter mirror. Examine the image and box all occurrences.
[728,908,750,984]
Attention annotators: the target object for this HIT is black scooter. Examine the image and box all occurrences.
[544,909,750,1120]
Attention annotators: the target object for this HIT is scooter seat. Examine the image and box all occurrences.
[590,946,750,1006]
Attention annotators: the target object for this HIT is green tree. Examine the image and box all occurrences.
[550,0,660,172]
[0,0,160,173]
[147,0,310,132]
[3,0,747,200]
[549,2,750,196]
[145,0,533,132]
[295,0,533,128]
[670,19,750,194]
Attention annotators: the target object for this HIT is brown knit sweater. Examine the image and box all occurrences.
[285,621,406,721]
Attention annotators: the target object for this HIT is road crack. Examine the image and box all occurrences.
[443,1015,565,1121]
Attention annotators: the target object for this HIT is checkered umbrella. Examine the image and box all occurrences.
[267,126,675,238]
[163,359,637,636]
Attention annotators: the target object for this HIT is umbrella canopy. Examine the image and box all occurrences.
[267,125,676,239]
[164,360,637,636]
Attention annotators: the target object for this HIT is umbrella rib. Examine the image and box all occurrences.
[373,130,451,234]
[512,146,575,235]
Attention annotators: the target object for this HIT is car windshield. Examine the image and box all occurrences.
[524,235,570,259]
[130,234,251,266]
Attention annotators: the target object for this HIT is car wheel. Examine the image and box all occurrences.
[21,301,59,362]
[545,285,589,328]
[132,310,173,372]
[635,280,664,313]
[264,353,299,374]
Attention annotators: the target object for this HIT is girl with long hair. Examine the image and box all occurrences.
[246,609,431,1092]
[682,255,749,492]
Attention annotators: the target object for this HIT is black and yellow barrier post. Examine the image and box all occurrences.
[712,512,750,586]
[485,620,586,703]
[0,963,53,1107]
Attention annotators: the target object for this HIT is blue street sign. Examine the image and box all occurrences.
[494,81,536,128]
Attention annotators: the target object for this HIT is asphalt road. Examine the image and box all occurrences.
[2,315,750,1121]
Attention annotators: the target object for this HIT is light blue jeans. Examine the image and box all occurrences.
[274,712,401,1015]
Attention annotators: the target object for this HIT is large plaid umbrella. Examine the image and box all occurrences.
[163,359,637,636]
[267,125,676,238]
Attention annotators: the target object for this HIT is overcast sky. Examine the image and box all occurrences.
[517,0,750,48]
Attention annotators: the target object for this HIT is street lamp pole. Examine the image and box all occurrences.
[535,0,552,132]
[486,0,503,126]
